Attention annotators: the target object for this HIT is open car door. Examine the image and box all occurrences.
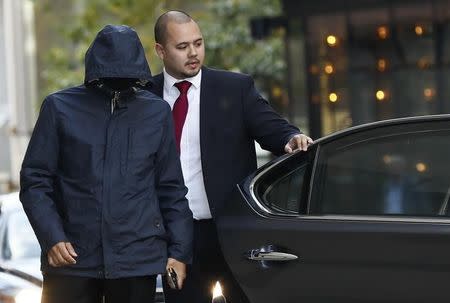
[216,116,450,303]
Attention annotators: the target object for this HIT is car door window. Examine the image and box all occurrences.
[311,128,450,217]
[254,149,315,215]
[263,164,307,213]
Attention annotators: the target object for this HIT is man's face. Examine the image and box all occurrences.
[156,20,205,79]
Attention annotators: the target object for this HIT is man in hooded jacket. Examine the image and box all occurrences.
[20,25,193,303]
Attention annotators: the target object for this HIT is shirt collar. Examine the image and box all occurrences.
[163,68,202,90]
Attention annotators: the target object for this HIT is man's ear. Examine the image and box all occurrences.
[155,43,165,60]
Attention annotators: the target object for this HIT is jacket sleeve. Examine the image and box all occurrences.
[155,107,193,264]
[19,98,67,254]
[242,76,301,156]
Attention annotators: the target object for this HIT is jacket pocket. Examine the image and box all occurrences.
[126,126,162,180]
[64,221,101,253]
[60,138,102,180]
[62,198,101,251]
[128,126,161,158]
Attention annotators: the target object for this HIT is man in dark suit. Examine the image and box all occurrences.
[151,10,313,303]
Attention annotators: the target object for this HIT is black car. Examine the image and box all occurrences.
[0,193,165,303]
[216,115,450,303]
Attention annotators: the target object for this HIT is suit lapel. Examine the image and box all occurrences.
[199,67,214,163]
[199,67,216,208]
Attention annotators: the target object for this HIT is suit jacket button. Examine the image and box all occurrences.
[155,220,161,228]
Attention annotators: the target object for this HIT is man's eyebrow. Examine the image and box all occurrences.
[175,42,189,47]
[175,38,203,47]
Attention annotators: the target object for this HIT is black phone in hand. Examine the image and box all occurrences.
[167,267,179,290]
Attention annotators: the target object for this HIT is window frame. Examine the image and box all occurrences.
[249,145,317,217]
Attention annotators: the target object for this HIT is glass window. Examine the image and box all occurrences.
[263,164,307,213]
[254,150,315,215]
[311,128,450,217]
[299,2,450,136]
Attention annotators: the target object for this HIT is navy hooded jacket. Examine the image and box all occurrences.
[20,25,193,279]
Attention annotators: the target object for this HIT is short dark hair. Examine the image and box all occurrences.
[154,10,193,44]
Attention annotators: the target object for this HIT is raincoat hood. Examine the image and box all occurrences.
[84,25,152,85]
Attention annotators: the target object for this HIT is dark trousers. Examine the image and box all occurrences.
[163,219,249,303]
[41,274,156,303]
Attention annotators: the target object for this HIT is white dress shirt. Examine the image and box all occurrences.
[162,69,212,220]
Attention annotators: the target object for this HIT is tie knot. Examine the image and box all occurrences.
[174,81,192,95]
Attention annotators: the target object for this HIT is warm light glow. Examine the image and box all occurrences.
[324,64,334,74]
[329,93,338,102]
[416,162,427,173]
[415,25,424,36]
[377,59,387,72]
[213,281,223,299]
[326,35,338,46]
[424,88,435,100]
[383,155,392,164]
[377,26,389,39]
[417,57,430,69]
[272,85,282,98]
[376,90,386,101]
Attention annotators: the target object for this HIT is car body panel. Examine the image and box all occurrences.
[216,115,450,302]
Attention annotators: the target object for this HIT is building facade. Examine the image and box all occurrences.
[281,0,450,137]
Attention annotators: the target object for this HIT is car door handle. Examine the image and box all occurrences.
[246,249,298,261]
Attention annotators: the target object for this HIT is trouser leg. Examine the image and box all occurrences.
[103,275,156,303]
[41,274,102,303]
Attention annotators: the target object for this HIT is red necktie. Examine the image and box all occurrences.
[173,81,192,153]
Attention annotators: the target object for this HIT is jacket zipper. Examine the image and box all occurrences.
[101,91,120,278]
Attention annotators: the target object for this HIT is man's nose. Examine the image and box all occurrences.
[188,44,197,57]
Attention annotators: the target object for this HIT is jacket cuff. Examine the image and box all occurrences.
[42,229,68,254]
[168,246,193,265]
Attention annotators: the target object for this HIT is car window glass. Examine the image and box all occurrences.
[263,164,308,213]
[254,150,314,215]
[312,129,450,216]
[7,211,41,259]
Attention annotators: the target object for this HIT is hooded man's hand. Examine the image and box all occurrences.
[48,242,78,267]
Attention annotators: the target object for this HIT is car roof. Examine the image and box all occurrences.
[315,114,450,145]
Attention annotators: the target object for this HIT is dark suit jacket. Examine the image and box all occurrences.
[150,66,300,218]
